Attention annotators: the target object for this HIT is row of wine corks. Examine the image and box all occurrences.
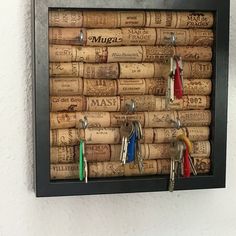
[50,126,210,146]
[49,10,214,29]
[50,110,211,129]
[50,78,212,96]
[50,158,210,179]
[50,62,212,79]
[49,28,213,46]
[50,141,211,163]
[50,95,210,112]
[49,45,212,63]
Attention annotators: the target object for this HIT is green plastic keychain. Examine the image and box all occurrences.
[79,139,84,181]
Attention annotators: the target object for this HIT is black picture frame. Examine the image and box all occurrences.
[32,0,230,197]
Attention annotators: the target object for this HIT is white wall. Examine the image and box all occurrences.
[0,1,235,236]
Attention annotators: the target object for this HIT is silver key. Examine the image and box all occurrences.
[169,156,176,192]
[134,121,144,173]
[189,155,198,176]
[120,122,134,164]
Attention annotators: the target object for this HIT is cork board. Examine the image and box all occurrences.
[33,0,229,197]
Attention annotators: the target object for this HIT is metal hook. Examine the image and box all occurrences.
[78,30,84,44]
[170,32,176,46]
[170,118,181,129]
[125,99,136,114]
[79,116,88,129]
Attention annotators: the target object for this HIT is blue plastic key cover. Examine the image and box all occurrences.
[127,131,136,163]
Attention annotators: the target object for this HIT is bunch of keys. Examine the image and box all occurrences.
[169,133,197,192]
[166,56,184,106]
[79,139,88,183]
[119,120,144,173]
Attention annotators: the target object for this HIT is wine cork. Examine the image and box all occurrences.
[49,62,84,77]
[142,144,173,160]
[146,12,177,28]
[142,46,174,63]
[124,160,158,176]
[156,159,171,174]
[49,10,83,27]
[50,129,79,146]
[50,146,76,164]
[49,28,86,45]
[50,112,76,129]
[186,127,210,141]
[146,12,213,28]
[153,127,210,143]
[86,96,120,112]
[50,96,85,112]
[178,110,211,127]
[145,78,166,95]
[192,141,211,158]
[120,95,156,111]
[189,29,214,46]
[50,78,83,96]
[183,62,212,78]
[183,95,210,110]
[110,112,145,127]
[183,79,212,95]
[155,97,177,111]
[193,157,211,174]
[110,145,121,162]
[83,79,117,96]
[49,45,108,63]
[175,12,214,28]
[50,164,79,180]
[49,45,77,62]
[76,144,111,162]
[144,111,177,127]
[142,128,154,144]
[175,46,212,62]
[86,29,122,46]
[117,79,146,95]
[85,128,121,144]
[89,161,125,178]
[76,112,111,128]
[119,63,155,78]
[83,63,119,79]
[83,11,118,28]
[107,46,143,62]
[122,28,156,45]
[118,11,146,27]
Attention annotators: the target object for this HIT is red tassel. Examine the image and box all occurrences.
[174,59,183,99]
[184,144,191,177]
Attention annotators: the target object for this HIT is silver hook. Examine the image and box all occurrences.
[170,118,181,129]
[78,30,84,44]
[170,32,176,46]
[79,116,88,129]
[125,99,136,114]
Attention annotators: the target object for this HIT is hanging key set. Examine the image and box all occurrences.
[168,119,198,192]
[120,100,144,173]
[78,116,88,183]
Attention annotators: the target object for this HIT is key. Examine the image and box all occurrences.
[169,155,176,192]
[84,157,88,183]
[79,139,84,181]
[127,129,136,162]
[189,155,198,176]
[120,122,134,164]
[134,121,144,172]
[166,57,175,107]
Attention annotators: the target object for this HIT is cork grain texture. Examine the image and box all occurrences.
[0,1,235,236]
